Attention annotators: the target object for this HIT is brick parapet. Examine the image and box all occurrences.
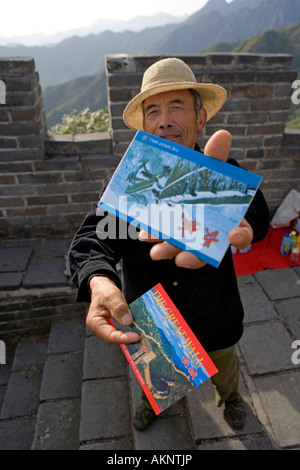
[106,53,299,214]
[0,54,299,237]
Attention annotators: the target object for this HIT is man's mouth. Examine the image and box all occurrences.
[160,134,182,141]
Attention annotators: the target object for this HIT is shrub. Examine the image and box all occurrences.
[48,107,110,135]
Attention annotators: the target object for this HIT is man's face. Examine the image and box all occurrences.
[143,89,207,149]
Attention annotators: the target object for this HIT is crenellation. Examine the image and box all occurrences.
[0,54,299,236]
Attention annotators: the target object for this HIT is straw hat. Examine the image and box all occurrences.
[123,57,227,131]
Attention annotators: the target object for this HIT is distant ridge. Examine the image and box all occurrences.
[1,0,299,89]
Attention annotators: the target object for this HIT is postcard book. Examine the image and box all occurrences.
[111,283,218,415]
[99,130,262,267]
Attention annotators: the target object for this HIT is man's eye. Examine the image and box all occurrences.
[147,110,157,117]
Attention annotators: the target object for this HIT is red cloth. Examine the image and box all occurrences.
[233,226,300,276]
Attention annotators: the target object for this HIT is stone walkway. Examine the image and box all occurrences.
[0,239,300,450]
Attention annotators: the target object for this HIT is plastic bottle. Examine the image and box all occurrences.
[296,235,300,250]
[290,231,297,250]
[239,245,251,254]
[280,232,291,256]
[290,247,299,264]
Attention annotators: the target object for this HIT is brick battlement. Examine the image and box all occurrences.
[0,54,299,238]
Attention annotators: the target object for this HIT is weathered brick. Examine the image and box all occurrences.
[260,54,294,68]
[230,84,274,99]
[0,174,17,185]
[251,98,291,111]
[26,195,68,206]
[17,172,63,185]
[6,206,47,217]
[10,101,43,122]
[0,196,25,207]
[5,89,40,107]
[71,192,99,203]
[18,135,44,148]
[246,149,264,159]
[4,74,38,92]
[256,70,297,83]
[0,121,42,136]
[0,161,34,173]
[247,123,286,135]
[222,99,250,113]
[0,138,17,149]
[227,112,267,125]
[0,110,11,122]
[0,58,35,75]
[232,136,264,148]
[108,73,142,89]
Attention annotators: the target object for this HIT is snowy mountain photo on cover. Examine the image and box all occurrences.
[99,131,261,267]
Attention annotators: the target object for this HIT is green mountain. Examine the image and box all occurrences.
[44,22,300,129]
[1,0,300,89]
[150,0,300,54]
[28,0,300,128]
[205,22,300,70]
[204,22,300,128]
[43,73,107,127]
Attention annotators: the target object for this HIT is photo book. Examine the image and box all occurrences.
[99,130,262,267]
[111,283,218,415]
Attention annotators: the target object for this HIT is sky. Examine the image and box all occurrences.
[0,0,232,38]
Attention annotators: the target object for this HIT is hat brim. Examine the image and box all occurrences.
[123,82,227,131]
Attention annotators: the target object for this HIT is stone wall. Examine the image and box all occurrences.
[107,53,300,214]
[0,58,118,238]
[0,54,300,239]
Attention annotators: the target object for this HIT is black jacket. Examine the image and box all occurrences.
[69,157,269,352]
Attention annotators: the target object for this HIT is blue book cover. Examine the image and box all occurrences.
[110,283,218,414]
[99,130,262,267]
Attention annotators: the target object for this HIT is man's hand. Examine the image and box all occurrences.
[139,130,253,269]
[86,276,140,344]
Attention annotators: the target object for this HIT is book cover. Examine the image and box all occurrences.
[99,130,262,268]
[110,283,218,415]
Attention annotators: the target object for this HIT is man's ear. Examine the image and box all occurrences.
[197,108,207,134]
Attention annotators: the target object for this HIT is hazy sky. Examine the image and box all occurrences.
[1,0,233,38]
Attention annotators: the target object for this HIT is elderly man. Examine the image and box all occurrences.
[69,58,269,431]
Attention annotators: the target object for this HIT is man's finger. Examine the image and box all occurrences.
[138,230,161,242]
[229,217,253,249]
[204,129,232,162]
[86,306,140,344]
[174,251,207,269]
[88,276,140,344]
[149,241,181,260]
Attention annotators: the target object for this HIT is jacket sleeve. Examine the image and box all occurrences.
[69,210,126,302]
[69,175,124,302]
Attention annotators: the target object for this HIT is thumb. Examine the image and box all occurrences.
[89,276,132,326]
[204,129,232,162]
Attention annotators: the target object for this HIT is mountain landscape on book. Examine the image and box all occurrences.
[99,131,261,267]
[114,288,212,411]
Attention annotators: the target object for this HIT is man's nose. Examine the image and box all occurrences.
[158,113,174,129]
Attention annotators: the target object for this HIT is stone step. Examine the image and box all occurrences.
[31,317,86,450]
[79,328,195,450]
[0,334,48,450]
